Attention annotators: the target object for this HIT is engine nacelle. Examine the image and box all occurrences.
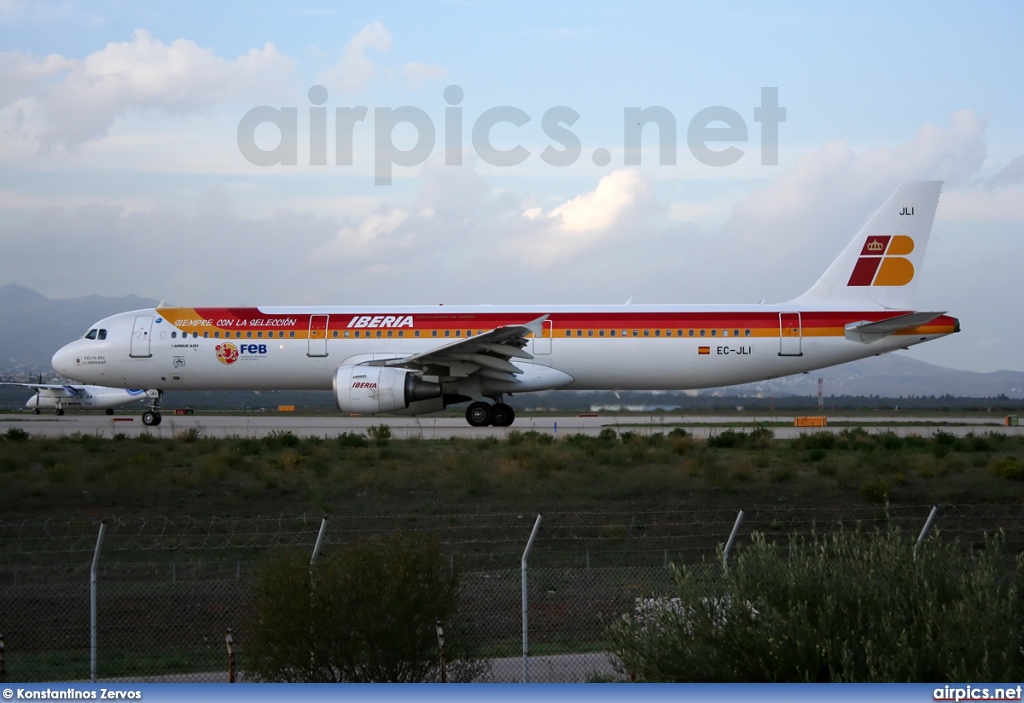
[333,366,442,415]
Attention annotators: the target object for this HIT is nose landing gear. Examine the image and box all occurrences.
[142,390,164,427]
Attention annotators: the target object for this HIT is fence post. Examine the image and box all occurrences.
[225,628,235,683]
[90,521,106,683]
[435,620,446,683]
[522,513,542,683]
[722,510,744,576]
[917,506,939,544]
[310,518,328,566]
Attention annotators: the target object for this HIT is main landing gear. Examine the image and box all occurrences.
[142,390,164,427]
[465,401,516,428]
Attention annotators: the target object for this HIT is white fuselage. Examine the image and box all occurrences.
[51,303,958,395]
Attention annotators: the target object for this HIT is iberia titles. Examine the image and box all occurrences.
[347,315,415,329]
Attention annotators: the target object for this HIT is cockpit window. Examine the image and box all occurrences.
[85,329,98,340]
[97,329,107,340]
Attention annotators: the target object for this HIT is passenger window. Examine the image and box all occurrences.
[599,330,605,337]
[666,330,672,337]
[455,330,461,337]
[85,329,97,340]
[214,332,220,338]
[289,331,294,338]
[203,332,209,339]
[723,330,728,337]
[632,330,638,337]
[257,331,263,338]
[376,331,382,338]
[588,330,593,337]
[700,330,706,337]
[655,330,661,337]
[247,332,252,338]
[398,331,404,337]
[444,330,450,337]
[644,330,650,337]
[432,331,438,337]
[688,330,694,337]
[332,331,338,338]
[610,330,616,337]
[745,329,751,337]
[171,332,177,339]
[711,330,718,337]
[734,329,740,337]
[415,331,421,337]
[387,330,393,337]
[354,331,360,338]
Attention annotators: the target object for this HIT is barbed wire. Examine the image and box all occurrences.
[1,504,1022,560]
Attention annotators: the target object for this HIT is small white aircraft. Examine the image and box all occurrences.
[2,382,155,415]
[51,181,959,427]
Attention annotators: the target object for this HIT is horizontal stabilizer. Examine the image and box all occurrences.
[845,311,945,343]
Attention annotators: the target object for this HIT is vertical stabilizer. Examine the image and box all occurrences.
[787,181,942,310]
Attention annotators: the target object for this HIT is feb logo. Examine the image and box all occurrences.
[216,342,239,365]
[847,235,915,287]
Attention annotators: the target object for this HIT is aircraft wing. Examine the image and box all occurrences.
[369,315,548,383]
[0,382,82,397]
[845,312,946,343]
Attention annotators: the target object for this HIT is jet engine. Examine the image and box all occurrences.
[333,366,442,414]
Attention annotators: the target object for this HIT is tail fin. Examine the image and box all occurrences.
[787,181,942,310]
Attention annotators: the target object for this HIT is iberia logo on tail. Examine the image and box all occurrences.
[847,235,915,286]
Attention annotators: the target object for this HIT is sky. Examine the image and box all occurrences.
[0,0,1021,373]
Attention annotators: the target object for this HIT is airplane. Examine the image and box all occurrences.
[2,381,155,415]
[50,181,959,428]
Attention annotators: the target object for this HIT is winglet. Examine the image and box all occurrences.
[522,315,549,338]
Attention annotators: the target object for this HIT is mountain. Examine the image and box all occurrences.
[0,284,158,374]
[0,285,1021,398]
[716,353,1024,399]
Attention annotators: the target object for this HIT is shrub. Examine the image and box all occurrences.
[245,532,483,682]
[708,429,746,449]
[988,456,1024,481]
[609,529,1024,682]
[367,424,393,444]
[264,430,300,449]
[5,427,30,441]
[336,431,369,449]
[860,478,890,503]
[748,427,775,449]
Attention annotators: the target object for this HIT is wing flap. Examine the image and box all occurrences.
[370,315,549,379]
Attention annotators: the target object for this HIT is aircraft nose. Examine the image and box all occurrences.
[52,344,77,377]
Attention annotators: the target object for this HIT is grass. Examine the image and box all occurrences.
[0,428,1021,566]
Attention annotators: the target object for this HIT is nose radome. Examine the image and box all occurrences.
[52,344,76,377]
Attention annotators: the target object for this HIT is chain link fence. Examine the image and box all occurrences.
[2,503,1022,683]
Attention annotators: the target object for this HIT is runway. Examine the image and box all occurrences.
[1,412,1020,440]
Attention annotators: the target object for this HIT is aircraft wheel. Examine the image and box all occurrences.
[491,403,516,427]
[142,411,162,427]
[466,402,492,427]
[33,409,40,415]
[55,408,64,416]
[106,409,114,416]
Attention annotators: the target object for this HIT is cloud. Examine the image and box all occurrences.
[0,29,296,148]
[317,22,392,94]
